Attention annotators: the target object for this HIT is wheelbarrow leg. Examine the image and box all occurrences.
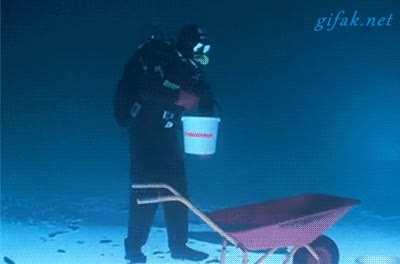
[242,249,248,264]
[220,240,227,264]
[255,247,279,264]
[283,246,301,264]
[255,254,266,264]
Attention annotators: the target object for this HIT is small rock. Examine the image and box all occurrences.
[68,219,83,225]
[3,256,16,264]
[68,225,80,231]
[49,231,68,238]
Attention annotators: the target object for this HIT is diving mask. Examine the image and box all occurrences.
[193,42,211,65]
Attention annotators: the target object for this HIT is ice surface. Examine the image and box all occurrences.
[1,195,399,263]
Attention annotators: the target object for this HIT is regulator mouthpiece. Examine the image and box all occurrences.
[194,54,209,65]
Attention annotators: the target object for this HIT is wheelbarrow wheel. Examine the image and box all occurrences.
[293,235,339,264]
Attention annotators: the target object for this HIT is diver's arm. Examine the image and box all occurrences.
[136,74,180,106]
[175,90,199,110]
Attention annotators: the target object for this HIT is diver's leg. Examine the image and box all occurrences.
[125,126,158,262]
[161,131,209,261]
[160,129,189,249]
[164,177,208,261]
[125,188,158,258]
[163,174,189,249]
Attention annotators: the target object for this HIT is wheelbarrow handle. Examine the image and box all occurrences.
[136,195,181,205]
[134,191,239,247]
[131,183,181,196]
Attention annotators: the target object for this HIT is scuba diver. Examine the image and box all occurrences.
[114,24,215,263]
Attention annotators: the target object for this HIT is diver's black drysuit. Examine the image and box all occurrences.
[114,38,214,258]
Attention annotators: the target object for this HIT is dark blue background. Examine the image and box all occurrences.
[2,0,399,215]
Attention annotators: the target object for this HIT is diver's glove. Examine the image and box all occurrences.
[175,90,199,110]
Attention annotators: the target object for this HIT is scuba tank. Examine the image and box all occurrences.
[113,32,176,127]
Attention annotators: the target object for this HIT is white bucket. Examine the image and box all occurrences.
[181,116,221,155]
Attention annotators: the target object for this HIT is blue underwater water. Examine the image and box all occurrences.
[2,0,400,263]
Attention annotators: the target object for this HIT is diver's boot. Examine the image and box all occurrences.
[124,239,146,263]
[125,250,146,264]
[171,245,209,261]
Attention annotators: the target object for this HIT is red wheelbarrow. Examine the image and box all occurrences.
[132,183,360,264]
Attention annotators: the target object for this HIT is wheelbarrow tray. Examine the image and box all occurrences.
[206,193,360,251]
[133,184,360,263]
